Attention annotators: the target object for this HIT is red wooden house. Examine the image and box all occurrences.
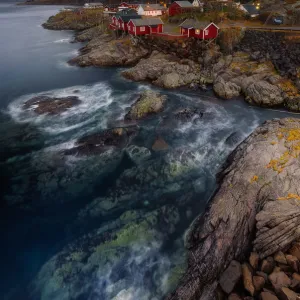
[179,20,219,39]
[118,15,141,31]
[168,1,194,17]
[127,18,164,36]
[109,8,138,30]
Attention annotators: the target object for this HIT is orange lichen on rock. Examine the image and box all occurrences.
[278,193,300,201]
[250,175,259,183]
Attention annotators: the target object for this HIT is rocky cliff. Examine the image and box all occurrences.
[167,118,300,300]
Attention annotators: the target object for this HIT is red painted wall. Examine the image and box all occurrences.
[203,24,218,39]
[168,2,193,16]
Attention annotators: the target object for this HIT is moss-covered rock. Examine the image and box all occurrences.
[125,90,167,120]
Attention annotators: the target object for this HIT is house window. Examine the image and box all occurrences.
[195,29,200,35]
[204,29,209,35]
[140,26,145,31]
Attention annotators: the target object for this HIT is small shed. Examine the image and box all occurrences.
[179,19,219,39]
[168,1,194,17]
[127,18,164,36]
[137,4,166,16]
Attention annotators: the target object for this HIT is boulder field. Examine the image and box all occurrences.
[167,118,300,300]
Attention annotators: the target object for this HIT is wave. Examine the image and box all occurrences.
[53,38,71,44]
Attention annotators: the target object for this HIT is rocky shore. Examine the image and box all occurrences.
[167,118,300,300]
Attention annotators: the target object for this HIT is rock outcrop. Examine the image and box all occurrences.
[122,51,201,89]
[64,126,138,156]
[167,118,300,300]
[213,52,300,110]
[23,95,81,115]
[74,26,107,42]
[69,35,148,67]
[125,90,166,120]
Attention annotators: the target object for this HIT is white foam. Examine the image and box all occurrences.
[7,82,114,139]
[53,38,71,44]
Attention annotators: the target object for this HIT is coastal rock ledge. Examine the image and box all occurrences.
[168,118,300,300]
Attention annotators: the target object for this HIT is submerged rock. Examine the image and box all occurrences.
[125,90,166,120]
[64,126,138,156]
[31,206,182,300]
[23,96,81,115]
[173,108,204,123]
[125,145,151,164]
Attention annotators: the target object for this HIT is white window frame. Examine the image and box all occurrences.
[140,26,145,32]
[204,29,209,35]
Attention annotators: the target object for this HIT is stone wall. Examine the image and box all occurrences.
[236,30,300,86]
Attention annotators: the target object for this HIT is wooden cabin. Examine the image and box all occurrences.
[127,18,164,36]
[110,8,138,30]
[118,15,141,31]
[168,1,194,17]
[137,4,166,16]
[179,20,219,39]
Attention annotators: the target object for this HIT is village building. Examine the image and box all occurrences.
[137,4,166,16]
[127,18,164,35]
[118,15,141,31]
[179,19,219,39]
[118,2,139,11]
[168,1,194,17]
[110,8,138,30]
[192,0,203,7]
[84,2,103,9]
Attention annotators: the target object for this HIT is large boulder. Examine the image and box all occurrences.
[213,76,241,99]
[122,51,201,89]
[125,90,166,120]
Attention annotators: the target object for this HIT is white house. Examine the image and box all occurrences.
[137,4,166,16]
[84,2,103,9]
[192,0,203,7]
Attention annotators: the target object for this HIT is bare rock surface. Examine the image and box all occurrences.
[167,118,300,300]
[122,51,201,89]
[69,35,148,67]
[24,96,81,115]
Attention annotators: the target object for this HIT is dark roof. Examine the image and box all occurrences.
[242,4,259,15]
[115,8,137,17]
[179,19,217,29]
[174,1,193,8]
[130,18,164,26]
[139,4,166,11]
[119,15,141,22]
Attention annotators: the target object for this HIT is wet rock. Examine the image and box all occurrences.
[286,255,299,273]
[32,206,182,300]
[23,95,81,115]
[64,126,138,156]
[152,137,169,151]
[257,272,269,284]
[290,277,300,292]
[219,260,242,294]
[253,275,265,293]
[125,145,151,164]
[125,90,166,120]
[260,291,279,300]
[250,252,259,270]
[269,272,291,291]
[173,108,203,123]
[275,252,288,265]
[242,263,255,296]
